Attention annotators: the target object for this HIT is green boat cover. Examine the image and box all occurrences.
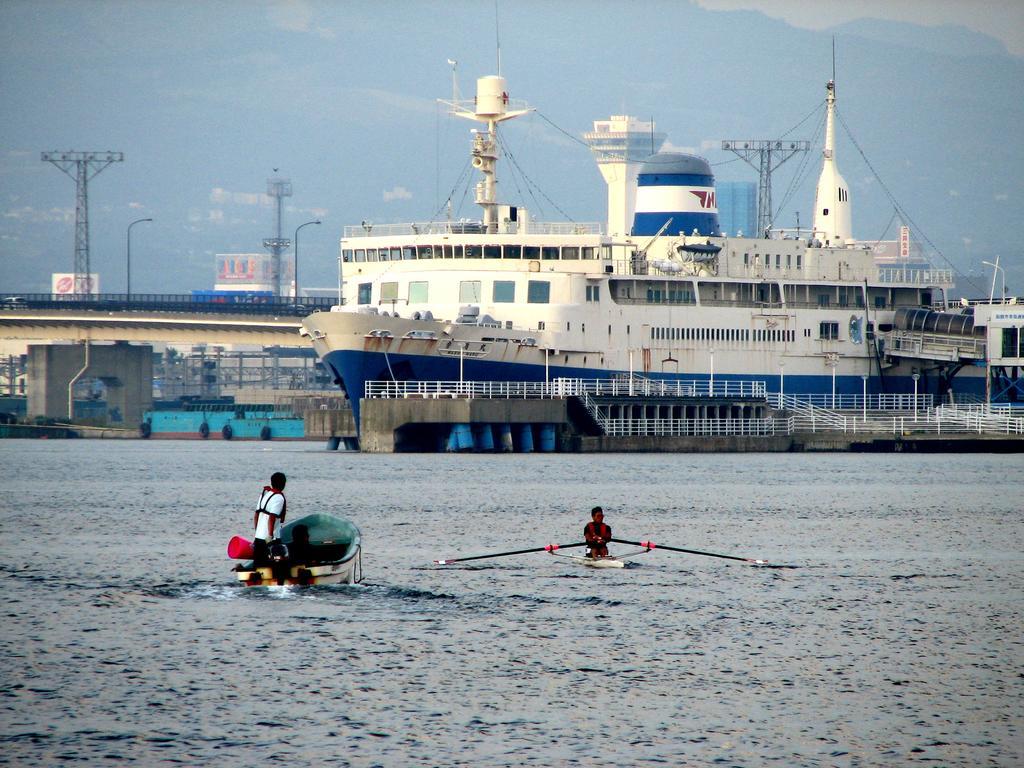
[280,514,361,563]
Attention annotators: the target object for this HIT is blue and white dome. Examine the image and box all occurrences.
[632,153,720,237]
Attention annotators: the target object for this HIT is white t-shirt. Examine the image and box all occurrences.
[254,489,285,541]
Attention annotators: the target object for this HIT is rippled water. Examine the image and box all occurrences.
[1,441,1021,767]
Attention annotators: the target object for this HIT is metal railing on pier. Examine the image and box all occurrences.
[362,378,1024,438]
[365,378,767,400]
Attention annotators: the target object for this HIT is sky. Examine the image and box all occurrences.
[0,0,1021,299]
[696,0,1024,56]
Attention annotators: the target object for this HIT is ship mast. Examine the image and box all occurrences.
[441,75,532,234]
[812,79,852,244]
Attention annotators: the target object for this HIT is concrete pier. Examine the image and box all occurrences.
[26,342,152,426]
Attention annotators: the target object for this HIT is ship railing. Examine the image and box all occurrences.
[788,407,1024,436]
[342,221,603,238]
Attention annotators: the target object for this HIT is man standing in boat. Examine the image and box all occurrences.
[584,506,611,559]
[252,472,287,566]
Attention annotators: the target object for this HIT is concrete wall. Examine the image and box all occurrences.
[27,342,152,425]
[304,408,358,439]
[359,398,567,453]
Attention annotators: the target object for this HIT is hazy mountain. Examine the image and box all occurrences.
[0,1,1020,298]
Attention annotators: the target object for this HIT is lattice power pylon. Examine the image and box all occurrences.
[720,140,808,236]
[263,177,293,297]
[41,150,124,297]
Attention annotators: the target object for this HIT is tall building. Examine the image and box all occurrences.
[717,181,757,237]
[583,116,666,238]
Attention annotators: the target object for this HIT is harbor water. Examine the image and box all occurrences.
[1,441,1021,767]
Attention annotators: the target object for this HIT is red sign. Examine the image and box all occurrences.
[56,276,73,293]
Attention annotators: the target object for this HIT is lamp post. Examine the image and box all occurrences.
[778,360,785,403]
[981,258,1005,304]
[709,348,715,394]
[912,373,920,422]
[825,353,838,408]
[293,219,321,304]
[126,217,153,300]
[861,374,869,422]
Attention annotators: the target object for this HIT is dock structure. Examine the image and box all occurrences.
[351,378,1024,453]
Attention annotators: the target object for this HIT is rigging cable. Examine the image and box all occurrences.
[835,107,987,296]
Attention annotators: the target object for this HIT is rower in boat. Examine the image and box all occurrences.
[584,507,611,559]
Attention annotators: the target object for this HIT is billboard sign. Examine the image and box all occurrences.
[899,226,910,258]
[52,273,99,297]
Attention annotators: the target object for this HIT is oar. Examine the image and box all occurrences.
[610,538,768,565]
[434,542,589,565]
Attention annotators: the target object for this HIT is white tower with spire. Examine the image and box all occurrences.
[583,116,666,238]
[812,80,852,245]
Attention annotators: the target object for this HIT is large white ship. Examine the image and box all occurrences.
[301,72,1023,430]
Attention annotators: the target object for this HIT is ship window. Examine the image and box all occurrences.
[442,244,454,258]
[786,254,791,268]
[1001,327,1023,358]
[528,281,551,303]
[586,285,599,302]
[538,321,545,330]
[875,296,886,308]
[818,294,831,307]
[465,245,482,258]
[822,208,829,216]
[390,247,402,261]
[542,246,559,260]
[366,248,378,262]
[775,254,781,268]
[819,321,839,340]
[484,245,501,259]
[743,253,749,266]
[582,247,597,260]
[355,249,366,263]
[408,281,428,303]
[493,281,515,303]
[504,245,522,259]
[417,246,432,259]
[357,283,372,304]
[524,246,540,260]
[796,254,802,269]
[342,249,353,263]
[562,246,580,260]
[403,247,415,260]
[380,282,399,301]
[459,281,482,302]
[450,245,463,259]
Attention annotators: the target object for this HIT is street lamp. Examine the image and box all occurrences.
[709,348,715,394]
[778,360,785,403]
[861,374,869,422]
[825,353,838,408]
[981,259,1006,304]
[912,373,920,422]
[293,219,321,304]
[126,217,153,300]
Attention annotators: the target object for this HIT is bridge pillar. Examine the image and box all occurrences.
[27,342,153,425]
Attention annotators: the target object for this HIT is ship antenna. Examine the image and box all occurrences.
[832,36,836,83]
[495,0,502,75]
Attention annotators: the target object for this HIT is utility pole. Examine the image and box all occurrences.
[42,150,124,297]
[263,176,293,297]
[720,140,808,237]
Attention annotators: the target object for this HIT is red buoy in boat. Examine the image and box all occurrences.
[227,536,254,560]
